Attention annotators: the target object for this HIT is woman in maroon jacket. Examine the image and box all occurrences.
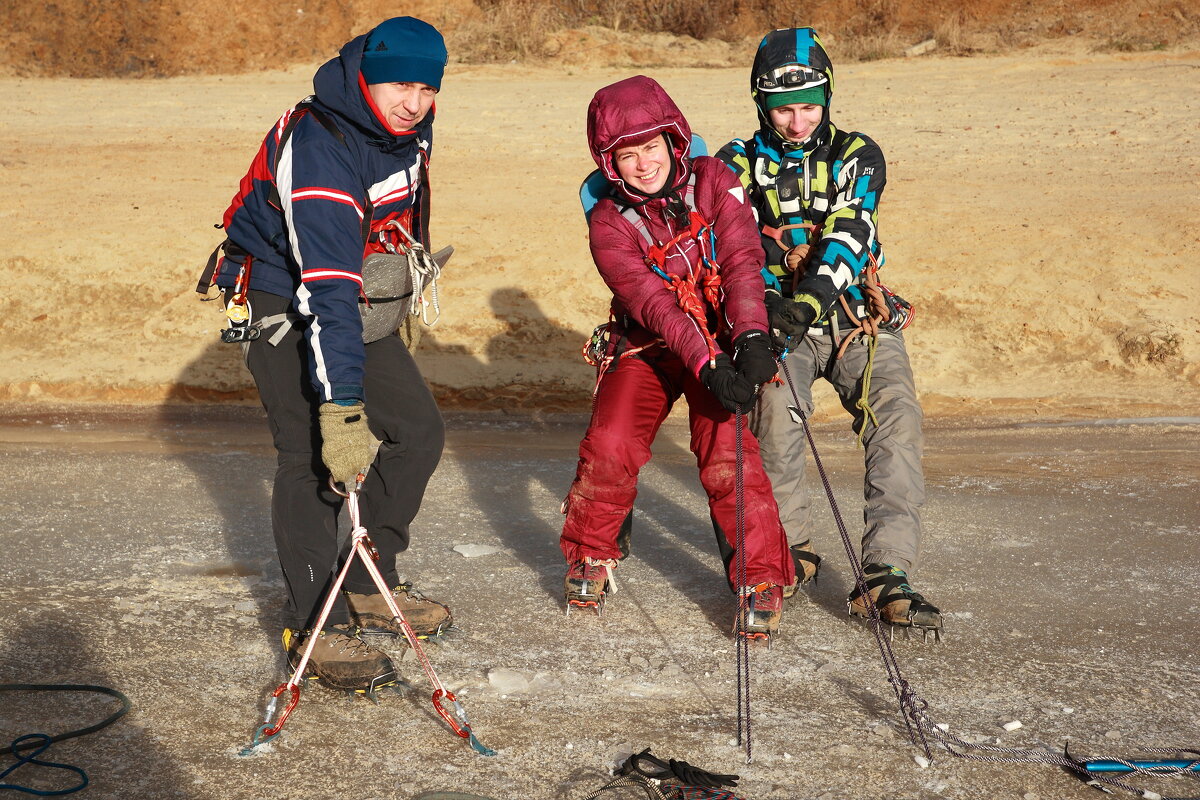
[560,76,795,640]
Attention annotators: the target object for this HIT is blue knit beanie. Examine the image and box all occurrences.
[360,17,447,90]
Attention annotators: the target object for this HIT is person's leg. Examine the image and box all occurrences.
[748,336,826,584]
[347,334,444,587]
[342,333,450,636]
[832,332,940,630]
[750,340,822,543]
[686,372,794,590]
[561,356,674,563]
[830,332,924,572]
[242,290,347,631]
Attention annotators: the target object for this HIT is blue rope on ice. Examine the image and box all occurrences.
[0,684,130,796]
[0,734,88,796]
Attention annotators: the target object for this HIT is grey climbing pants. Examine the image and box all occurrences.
[750,330,925,573]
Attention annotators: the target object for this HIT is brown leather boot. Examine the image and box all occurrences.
[344,583,453,639]
[282,626,397,693]
[847,563,942,636]
[781,540,822,599]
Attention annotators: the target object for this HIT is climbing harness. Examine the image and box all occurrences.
[618,174,725,371]
[579,176,726,398]
[767,218,913,448]
[578,748,745,800]
[241,474,493,757]
[0,684,131,797]
[777,357,1200,799]
[580,318,656,397]
[576,139,717,396]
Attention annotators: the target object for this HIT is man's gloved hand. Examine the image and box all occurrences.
[733,330,777,385]
[699,354,758,414]
[318,401,375,490]
[764,290,820,352]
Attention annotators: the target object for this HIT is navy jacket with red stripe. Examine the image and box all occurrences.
[217,33,432,403]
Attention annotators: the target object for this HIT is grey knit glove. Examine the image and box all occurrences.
[318,401,374,490]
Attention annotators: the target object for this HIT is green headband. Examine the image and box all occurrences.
[763,85,827,110]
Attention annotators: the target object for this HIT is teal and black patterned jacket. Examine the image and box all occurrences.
[716,27,886,324]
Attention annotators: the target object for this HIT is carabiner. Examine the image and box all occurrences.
[327,473,365,498]
[431,688,470,739]
[260,683,301,739]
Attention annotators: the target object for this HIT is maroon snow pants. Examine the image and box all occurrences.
[560,349,795,589]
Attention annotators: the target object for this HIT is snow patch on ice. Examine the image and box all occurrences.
[453,543,505,558]
[486,668,554,694]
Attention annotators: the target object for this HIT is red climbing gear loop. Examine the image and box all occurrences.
[620,177,727,371]
[639,212,723,370]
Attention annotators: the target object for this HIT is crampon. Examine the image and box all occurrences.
[734,582,782,648]
[781,540,821,599]
[848,563,943,643]
[564,558,617,616]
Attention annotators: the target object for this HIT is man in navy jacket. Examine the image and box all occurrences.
[216,17,451,692]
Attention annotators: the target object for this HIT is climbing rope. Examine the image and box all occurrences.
[835,255,887,448]
[732,409,752,765]
[0,684,130,797]
[777,357,1200,799]
[852,334,879,448]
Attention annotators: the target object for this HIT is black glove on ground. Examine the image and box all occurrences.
[764,290,819,352]
[733,329,777,385]
[699,353,757,414]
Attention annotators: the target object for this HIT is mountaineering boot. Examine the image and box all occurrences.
[735,583,783,643]
[781,540,822,599]
[282,625,398,693]
[616,511,633,560]
[345,582,453,639]
[847,563,943,641]
[565,558,616,616]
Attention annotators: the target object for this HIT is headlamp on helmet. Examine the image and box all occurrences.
[757,65,829,109]
[757,65,827,93]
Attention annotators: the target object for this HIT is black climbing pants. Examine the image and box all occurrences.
[242,289,445,630]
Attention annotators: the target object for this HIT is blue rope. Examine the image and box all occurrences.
[0,735,88,796]
[0,684,130,796]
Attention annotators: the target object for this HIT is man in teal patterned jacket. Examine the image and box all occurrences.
[717,27,943,635]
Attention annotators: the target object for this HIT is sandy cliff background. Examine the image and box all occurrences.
[1,0,1197,417]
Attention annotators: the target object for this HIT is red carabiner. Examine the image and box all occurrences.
[260,683,301,738]
[431,689,470,739]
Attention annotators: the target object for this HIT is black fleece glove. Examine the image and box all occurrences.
[764,290,819,352]
[733,330,777,385]
[699,354,757,414]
